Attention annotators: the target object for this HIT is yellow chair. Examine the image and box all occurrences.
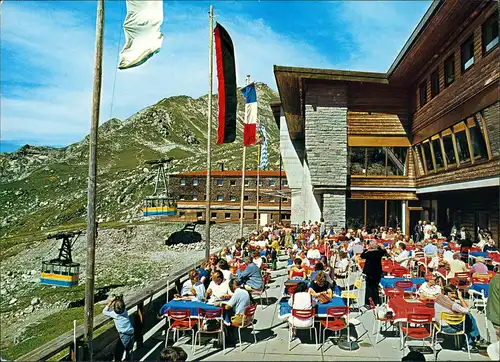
[433,312,471,360]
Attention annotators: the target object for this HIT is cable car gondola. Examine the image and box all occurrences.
[141,158,177,217]
[40,231,81,287]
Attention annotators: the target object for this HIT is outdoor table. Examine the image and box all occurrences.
[388,297,434,322]
[380,277,425,290]
[160,300,230,324]
[279,296,345,318]
[469,283,489,298]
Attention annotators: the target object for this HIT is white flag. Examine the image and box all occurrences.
[119,0,163,70]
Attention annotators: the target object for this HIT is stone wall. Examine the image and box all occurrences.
[323,191,346,228]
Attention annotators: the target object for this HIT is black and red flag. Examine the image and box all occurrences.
[214,22,237,144]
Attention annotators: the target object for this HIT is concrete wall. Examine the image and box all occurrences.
[279,108,320,224]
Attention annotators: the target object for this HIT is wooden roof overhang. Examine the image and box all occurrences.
[388,0,491,86]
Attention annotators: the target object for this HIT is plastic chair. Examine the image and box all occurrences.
[433,312,470,360]
[231,304,258,352]
[400,313,433,358]
[194,308,225,354]
[251,273,271,308]
[391,267,410,278]
[165,309,197,351]
[320,306,349,352]
[289,308,318,351]
[369,297,395,344]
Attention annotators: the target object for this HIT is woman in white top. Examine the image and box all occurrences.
[288,282,316,328]
[306,243,321,259]
[252,251,263,269]
[418,275,441,299]
[206,271,232,303]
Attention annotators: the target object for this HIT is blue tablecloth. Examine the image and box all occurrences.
[470,252,487,258]
[470,283,489,298]
[160,300,221,317]
[283,280,341,295]
[379,277,425,290]
[279,297,345,317]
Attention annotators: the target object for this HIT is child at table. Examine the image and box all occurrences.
[177,270,205,302]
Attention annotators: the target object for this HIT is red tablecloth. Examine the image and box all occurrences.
[389,297,434,321]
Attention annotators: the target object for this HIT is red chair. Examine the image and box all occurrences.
[454,272,472,292]
[369,297,396,344]
[195,308,225,354]
[251,273,271,308]
[391,267,410,278]
[289,308,318,351]
[320,306,349,352]
[400,313,434,358]
[231,304,258,352]
[165,309,197,351]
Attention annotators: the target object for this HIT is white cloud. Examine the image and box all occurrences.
[1,1,331,146]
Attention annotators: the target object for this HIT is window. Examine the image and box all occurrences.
[230,195,237,202]
[461,36,475,72]
[346,199,364,229]
[192,179,199,186]
[421,141,434,172]
[179,211,186,218]
[258,196,262,201]
[270,199,275,203]
[179,195,185,200]
[217,195,223,201]
[192,193,198,201]
[386,147,407,176]
[349,148,366,175]
[180,179,186,186]
[216,179,223,186]
[454,124,471,164]
[366,200,385,230]
[467,117,488,161]
[387,200,402,229]
[244,180,250,187]
[419,81,427,106]
[196,212,203,219]
[444,55,455,87]
[430,70,440,98]
[270,179,276,187]
[431,137,444,169]
[225,213,231,219]
[258,181,263,187]
[211,212,217,219]
[283,197,288,202]
[244,195,249,201]
[282,180,288,187]
[441,130,457,166]
[482,12,499,54]
[366,148,385,176]
[230,180,236,186]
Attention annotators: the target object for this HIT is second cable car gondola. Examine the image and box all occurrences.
[141,158,177,217]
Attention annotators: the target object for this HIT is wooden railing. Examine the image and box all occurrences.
[20,257,207,361]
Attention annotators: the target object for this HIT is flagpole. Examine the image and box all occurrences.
[83,0,104,359]
[239,75,251,238]
[205,5,214,260]
[256,142,260,230]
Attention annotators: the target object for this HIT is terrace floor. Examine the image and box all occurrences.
[133,257,496,361]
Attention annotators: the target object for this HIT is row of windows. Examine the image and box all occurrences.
[414,114,490,175]
[178,178,288,187]
[419,11,498,107]
[177,194,289,202]
[177,211,291,221]
[349,147,408,177]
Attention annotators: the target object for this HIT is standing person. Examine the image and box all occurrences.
[487,275,500,360]
[361,241,387,305]
[103,295,134,361]
[457,227,473,248]
[414,220,424,243]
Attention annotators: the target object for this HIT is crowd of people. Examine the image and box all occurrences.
[102,219,499,361]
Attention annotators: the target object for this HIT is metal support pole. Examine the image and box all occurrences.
[83,0,104,359]
[205,5,214,259]
[256,143,260,230]
[279,153,282,224]
[239,75,251,238]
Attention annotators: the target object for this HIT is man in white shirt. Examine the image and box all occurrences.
[306,243,321,259]
[180,270,205,301]
[418,275,441,299]
[299,251,310,268]
[206,271,231,303]
[443,247,454,261]
[447,252,467,278]
[394,243,410,268]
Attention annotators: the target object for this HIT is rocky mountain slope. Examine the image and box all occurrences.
[0,83,280,239]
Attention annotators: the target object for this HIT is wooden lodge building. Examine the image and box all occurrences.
[169,170,291,224]
[271,0,499,241]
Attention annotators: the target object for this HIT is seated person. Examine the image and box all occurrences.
[306,243,321,259]
[216,259,232,282]
[470,257,488,275]
[418,275,441,299]
[288,282,316,328]
[435,285,482,352]
[289,258,307,280]
[310,261,334,285]
[333,250,350,279]
[236,256,263,291]
[424,240,438,257]
[483,237,498,252]
[394,243,410,268]
[298,251,310,268]
[308,272,334,303]
[198,261,212,289]
[178,270,205,301]
[252,250,263,269]
[443,246,454,261]
[447,252,467,278]
[206,271,232,303]
[159,346,188,362]
[428,250,448,271]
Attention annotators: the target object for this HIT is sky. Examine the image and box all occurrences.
[0,0,431,152]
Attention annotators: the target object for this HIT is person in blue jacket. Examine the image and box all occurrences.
[237,256,263,291]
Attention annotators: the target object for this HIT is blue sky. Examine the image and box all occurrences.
[0,0,431,151]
